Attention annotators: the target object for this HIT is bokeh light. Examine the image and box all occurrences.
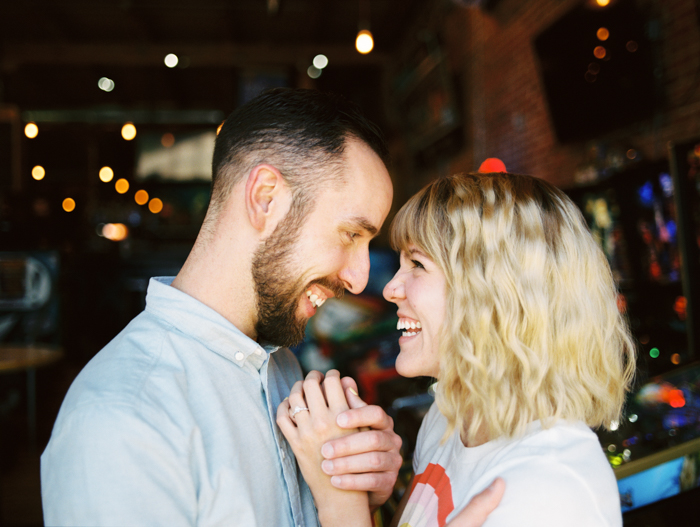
[671,353,681,365]
[217,122,224,135]
[649,347,660,359]
[313,54,329,69]
[307,65,322,79]
[135,190,149,205]
[355,30,374,54]
[115,178,130,194]
[596,0,610,6]
[164,54,179,68]
[594,46,607,59]
[102,223,128,242]
[62,198,76,212]
[626,41,638,52]
[99,166,114,182]
[98,77,115,92]
[149,198,164,214]
[31,165,45,180]
[161,133,175,148]
[24,122,39,139]
[478,158,507,173]
[121,123,137,141]
[597,27,610,41]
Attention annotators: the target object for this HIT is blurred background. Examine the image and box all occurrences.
[2,0,700,525]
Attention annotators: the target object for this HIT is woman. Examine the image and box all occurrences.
[278,172,635,526]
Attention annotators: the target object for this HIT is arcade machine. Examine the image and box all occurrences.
[568,138,700,525]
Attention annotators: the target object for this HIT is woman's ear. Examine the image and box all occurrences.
[245,164,290,232]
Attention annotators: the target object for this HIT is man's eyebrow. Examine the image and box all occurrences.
[345,217,379,237]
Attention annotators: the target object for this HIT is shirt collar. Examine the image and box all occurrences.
[145,277,279,370]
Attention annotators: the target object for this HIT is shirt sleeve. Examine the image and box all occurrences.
[478,459,620,527]
[41,402,196,527]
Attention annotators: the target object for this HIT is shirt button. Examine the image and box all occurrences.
[235,352,244,361]
[255,349,262,356]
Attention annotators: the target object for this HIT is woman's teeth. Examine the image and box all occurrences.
[306,290,325,308]
[397,319,422,337]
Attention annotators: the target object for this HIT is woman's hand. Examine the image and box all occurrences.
[277,370,372,527]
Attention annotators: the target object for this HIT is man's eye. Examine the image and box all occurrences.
[348,232,360,240]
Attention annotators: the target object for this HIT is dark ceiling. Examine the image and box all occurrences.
[0,0,430,115]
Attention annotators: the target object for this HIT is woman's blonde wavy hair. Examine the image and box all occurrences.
[390,172,636,444]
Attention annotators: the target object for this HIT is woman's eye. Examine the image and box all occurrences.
[411,259,424,269]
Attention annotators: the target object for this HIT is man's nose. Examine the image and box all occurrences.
[339,248,371,295]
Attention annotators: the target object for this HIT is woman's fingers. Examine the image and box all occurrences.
[276,398,297,439]
[303,371,328,415]
[288,380,310,422]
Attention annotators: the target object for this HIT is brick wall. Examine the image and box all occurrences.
[397,0,700,190]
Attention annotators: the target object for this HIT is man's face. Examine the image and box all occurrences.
[252,139,393,347]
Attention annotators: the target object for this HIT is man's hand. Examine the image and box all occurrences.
[319,376,403,510]
[446,478,505,527]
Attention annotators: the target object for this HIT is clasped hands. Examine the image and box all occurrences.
[277,370,505,527]
[277,369,402,514]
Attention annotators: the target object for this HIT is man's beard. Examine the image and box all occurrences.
[251,199,343,348]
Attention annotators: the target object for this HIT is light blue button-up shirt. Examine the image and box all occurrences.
[41,277,319,527]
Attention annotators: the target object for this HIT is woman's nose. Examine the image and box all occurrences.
[383,273,404,303]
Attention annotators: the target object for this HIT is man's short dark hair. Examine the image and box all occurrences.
[210,88,389,213]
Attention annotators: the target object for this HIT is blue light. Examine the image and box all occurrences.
[637,181,654,207]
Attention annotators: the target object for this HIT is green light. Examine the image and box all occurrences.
[650,348,660,359]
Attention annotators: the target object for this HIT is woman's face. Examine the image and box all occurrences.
[383,245,446,378]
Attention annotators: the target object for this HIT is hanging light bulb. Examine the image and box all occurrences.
[356,30,374,54]
[356,0,373,55]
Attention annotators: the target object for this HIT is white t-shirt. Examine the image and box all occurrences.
[398,402,622,527]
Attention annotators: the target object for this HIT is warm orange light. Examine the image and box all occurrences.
[616,293,627,314]
[626,41,638,52]
[356,30,374,54]
[121,122,137,141]
[594,46,607,59]
[671,353,681,365]
[135,189,149,205]
[478,158,507,173]
[669,389,685,408]
[217,122,224,135]
[62,198,76,212]
[102,223,128,241]
[596,0,610,6]
[115,178,130,194]
[99,166,114,182]
[161,133,175,148]
[31,165,45,180]
[597,27,610,41]
[148,198,164,214]
[24,122,39,139]
[674,296,687,320]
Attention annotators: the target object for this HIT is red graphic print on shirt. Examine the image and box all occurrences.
[399,463,455,527]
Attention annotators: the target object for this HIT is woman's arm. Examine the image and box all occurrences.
[277,370,372,527]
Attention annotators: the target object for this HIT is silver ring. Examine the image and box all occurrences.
[291,406,309,418]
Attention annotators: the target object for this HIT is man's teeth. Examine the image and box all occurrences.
[306,290,325,308]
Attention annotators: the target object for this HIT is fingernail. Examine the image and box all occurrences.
[330,476,342,487]
[283,397,288,401]
[321,460,334,474]
[321,443,334,458]
[337,413,348,427]
[349,387,358,396]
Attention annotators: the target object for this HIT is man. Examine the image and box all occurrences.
[41,88,500,526]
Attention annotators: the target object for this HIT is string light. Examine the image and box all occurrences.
[121,123,137,141]
[356,30,374,54]
[99,166,114,182]
[115,178,129,194]
[62,198,76,212]
[32,166,45,180]
[25,123,39,139]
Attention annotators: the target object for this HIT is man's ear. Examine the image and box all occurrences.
[245,164,289,232]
